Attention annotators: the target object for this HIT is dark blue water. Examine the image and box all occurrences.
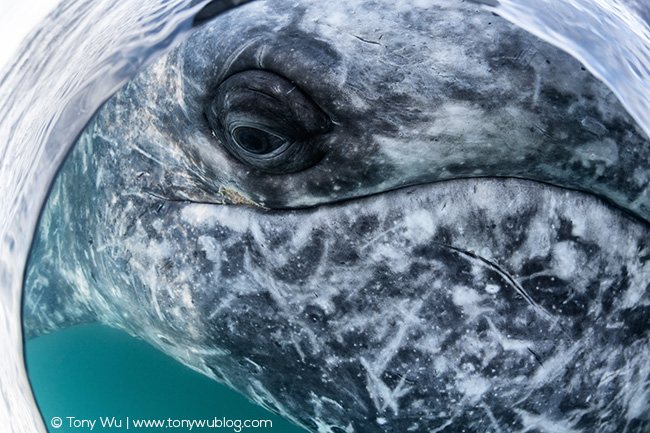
[25,323,308,432]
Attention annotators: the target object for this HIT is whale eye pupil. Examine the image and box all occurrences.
[232,126,286,155]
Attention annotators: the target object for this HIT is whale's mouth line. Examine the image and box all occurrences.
[329,174,650,228]
[160,174,650,228]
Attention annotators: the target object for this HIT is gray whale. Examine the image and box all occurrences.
[24,0,650,431]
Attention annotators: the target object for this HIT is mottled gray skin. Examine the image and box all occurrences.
[24,0,650,432]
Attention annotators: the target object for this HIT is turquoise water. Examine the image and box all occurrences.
[25,323,308,433]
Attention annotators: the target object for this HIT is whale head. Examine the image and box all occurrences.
[24,0,650,431]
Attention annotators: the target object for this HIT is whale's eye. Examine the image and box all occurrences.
[205,70,331,174]
[231,126,286,155]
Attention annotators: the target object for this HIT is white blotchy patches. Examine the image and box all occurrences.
[627,389,650,422]
[572,138,619,175]
[315,10,348,30]
[434,356,450,375]
[181,203,249,233]
[412,0,437,7]
[425,102,486,136]
[625,356,650,422]
[551,242,579,281]
[457,375,490,401]
[510,215,553,269]
[452,286,486,319]
[377,102,494,169]
[198,235,221,264]
[633,166,649,188]
[569,209,587,238]
[346,92,371,111]
[404,209,436,238]
[369,243,410,273]
[452,285,482,307]
[621,278,649,309]
[515,408,581,433]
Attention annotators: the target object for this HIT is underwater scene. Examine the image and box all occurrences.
[26,324,307,432]
[1,0,650,432]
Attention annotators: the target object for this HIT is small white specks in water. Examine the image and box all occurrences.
[376,417,387,425]
[485,284,500,294]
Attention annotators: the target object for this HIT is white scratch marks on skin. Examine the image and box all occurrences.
[310,392,345,411]
[376,300,424,373]
[307,393,353,433]
[480,402,503,433]
[187,344,230,357]
[360,357,413,415]
[248,380,310,431]
[430,418,454,433]
[530,343,581,387]
[27,274,48,315]
[485,317,532,352]
[531,71,542,108]
[359,224,398,252]
[130,141,156,162]
[357,300,423,415]
[293,341,306,362]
